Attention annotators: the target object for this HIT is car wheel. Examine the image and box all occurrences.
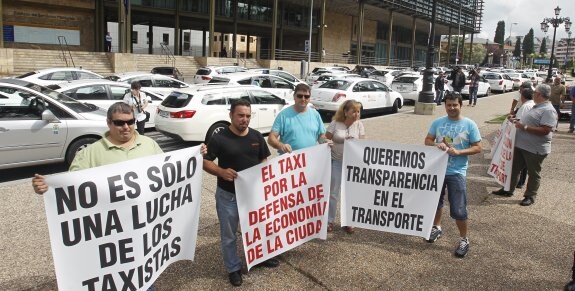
[485,88,491,97]
[391,99,399,113]
[206,122,228,143]
[65,137,99,165]
[502,86,506,93]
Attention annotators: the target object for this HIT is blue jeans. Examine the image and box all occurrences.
[435,90,444,105]
[570,103,575,130]
[437,174,468,220]
[328,159,343,223]
[468,86,478,105]
[215,187,242,273]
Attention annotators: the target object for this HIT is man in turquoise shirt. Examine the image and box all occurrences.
[424,92,482,258]
[268,83,326,153]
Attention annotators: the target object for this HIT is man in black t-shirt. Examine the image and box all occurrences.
[203,99,277,287]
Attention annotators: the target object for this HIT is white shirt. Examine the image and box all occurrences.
[516,99,535,120]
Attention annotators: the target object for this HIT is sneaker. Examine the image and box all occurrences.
[426,225,442,243]
[454,238,469,257]
[228,270,242,286]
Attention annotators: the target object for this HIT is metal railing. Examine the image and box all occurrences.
[257,49,424,68]
[57,36,75,67]
[231,48,247,67]
[159,42,176,69]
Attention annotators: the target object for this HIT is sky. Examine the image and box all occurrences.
[478,0,575,41]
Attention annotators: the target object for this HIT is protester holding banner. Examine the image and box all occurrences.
[31,102,164,291]
[491,84,558,206]
[506,86,535,190]
[325,100,365,234]
[203,99,278,287]
[268,83,326,154]
[424,92,482,258]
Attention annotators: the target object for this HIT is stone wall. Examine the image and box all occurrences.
[2,0,95,51]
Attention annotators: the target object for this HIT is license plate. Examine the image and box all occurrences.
[159,110,169,118]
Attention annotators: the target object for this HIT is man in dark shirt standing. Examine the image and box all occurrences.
[203,99,279,287]
[435,72,446,105]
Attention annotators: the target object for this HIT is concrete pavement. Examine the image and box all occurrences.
[1,91,574,290]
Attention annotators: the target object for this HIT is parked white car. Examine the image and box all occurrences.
[390,74,434,101]
[106,72,189,96]
[0,79,108,169]
[311,78,403,114]
[369,69,401,86]
[155,85,293,142]
[312,73,360,88]
[305,67,348,84]
[523,72,543,85]
[482,73,514,93]
[17,68,104,87]
[49,80,165,128]
[193,66,248,84]
[208,72,297,101]
[459,75,492,97]
[506,73,530,90]
[248,68,305,84]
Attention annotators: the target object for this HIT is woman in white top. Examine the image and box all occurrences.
[123,81,150,135]
[325,100,365,234]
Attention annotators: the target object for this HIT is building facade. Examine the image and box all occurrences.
[1,0,484,66]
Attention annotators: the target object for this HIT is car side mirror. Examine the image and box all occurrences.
[42,109,60,123]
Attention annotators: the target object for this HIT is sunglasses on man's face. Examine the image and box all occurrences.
[296,94,311,99]
[110,118,136,126]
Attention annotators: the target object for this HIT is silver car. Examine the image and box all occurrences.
[48,79,165,128]
[0,79,108,169]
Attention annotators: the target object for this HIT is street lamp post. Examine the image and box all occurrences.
[540,6,572,80]
[566,31,572,68]
[415,0,437,115]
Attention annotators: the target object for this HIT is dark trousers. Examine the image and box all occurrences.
[105,41,111,52]
[517,167,527,187]
[136,120,145,135]
[509,148,547,199]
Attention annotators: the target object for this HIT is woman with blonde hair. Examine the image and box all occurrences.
[325,100,365,234]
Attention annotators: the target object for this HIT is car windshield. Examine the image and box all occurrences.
[507,73,520,78]
[208,77,231,84]
[162,91,193,108]
[393,76,419,83]
[483,74,501,80]
[16,72,36,79]
[153,68,175,74]
[195,68,212,75]
[319,80,352,90]
[22,83,100,113]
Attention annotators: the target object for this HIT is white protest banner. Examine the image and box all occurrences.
[43,147,203,291]
[341,139,448,239]
[235,144,330,270]
[488,119,516,190]
[488,120,508,159]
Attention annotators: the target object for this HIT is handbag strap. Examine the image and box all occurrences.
[132,93,143,113]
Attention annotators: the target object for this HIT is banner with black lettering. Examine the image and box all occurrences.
[43,147,203,291]
[487,120,516,190]
[235,144,330,270]
[341,139,448,239]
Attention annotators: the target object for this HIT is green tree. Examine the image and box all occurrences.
[469,43,486,64]
[522,28,535,63]
[513,38,522,57]
[540,37,547,54]
[494,21,506,45]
